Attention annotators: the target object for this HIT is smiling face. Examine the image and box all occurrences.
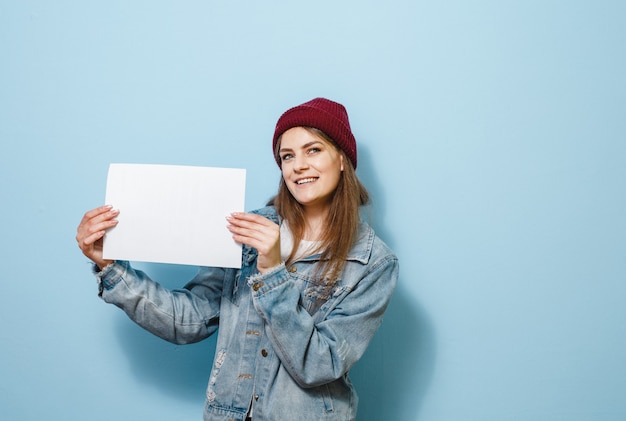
[278,127,344,215]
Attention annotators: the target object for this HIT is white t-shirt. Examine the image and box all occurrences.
[280,220,322,262]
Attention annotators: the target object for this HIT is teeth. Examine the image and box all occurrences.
[297,178,316,185]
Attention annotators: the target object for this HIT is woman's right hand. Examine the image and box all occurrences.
[76,205,119,270]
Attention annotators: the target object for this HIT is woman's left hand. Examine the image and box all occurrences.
[227,213,281,273]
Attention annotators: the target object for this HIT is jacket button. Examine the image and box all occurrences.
[261,349,268,357]
[288,265,297,273]
[253,282,264,291]
[255,394,259,401]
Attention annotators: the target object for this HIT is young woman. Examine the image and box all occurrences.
[76,97,398,421]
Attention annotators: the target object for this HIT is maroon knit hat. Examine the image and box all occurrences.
[273,97,358,168]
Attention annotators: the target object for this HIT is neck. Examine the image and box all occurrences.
[302,206,328,241]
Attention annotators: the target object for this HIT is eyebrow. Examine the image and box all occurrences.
[279,141,323,153]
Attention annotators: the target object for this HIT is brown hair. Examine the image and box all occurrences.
[270,127,369,285]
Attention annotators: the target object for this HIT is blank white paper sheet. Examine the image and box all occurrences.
[103,163,246,268]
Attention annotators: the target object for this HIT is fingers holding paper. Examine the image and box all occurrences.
[227,212,281,274]
[76,205,119,269]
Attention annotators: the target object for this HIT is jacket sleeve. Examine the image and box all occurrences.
[249,253,399,388]
[96,260,225,345]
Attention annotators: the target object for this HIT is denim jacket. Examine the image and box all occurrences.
[95,206,398,421]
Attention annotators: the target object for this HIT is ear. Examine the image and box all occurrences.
[340,154,344,172]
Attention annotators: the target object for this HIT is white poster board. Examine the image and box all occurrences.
[103,163,246,268]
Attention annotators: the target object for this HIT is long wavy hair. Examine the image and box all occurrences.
[268,127,370,285]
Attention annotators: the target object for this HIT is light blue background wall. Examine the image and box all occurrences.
[1,1,625,420]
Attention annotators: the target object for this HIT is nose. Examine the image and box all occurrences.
[294,154,309,171]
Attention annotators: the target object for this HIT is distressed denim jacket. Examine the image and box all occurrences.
[95,206,398,421]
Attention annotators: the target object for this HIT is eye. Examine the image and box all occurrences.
[307,147,321,155]
[281,153,294,162]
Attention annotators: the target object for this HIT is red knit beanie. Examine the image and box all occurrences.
[273,97,358,169]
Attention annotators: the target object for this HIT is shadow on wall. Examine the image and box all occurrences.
[352,145,436,420]
[350,290,435,420]
[114,263,217,404]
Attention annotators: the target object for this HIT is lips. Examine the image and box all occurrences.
[296,177,318,185]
